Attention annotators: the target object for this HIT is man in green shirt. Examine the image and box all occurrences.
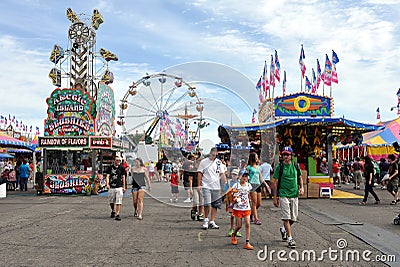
[273,147,304,249]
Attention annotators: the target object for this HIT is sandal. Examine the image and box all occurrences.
[137,216,143,220]
[254,219,262,225]
[134,211,138,217]
[359,202,366,205]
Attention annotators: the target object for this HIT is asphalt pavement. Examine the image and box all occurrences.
[0,181,399,267]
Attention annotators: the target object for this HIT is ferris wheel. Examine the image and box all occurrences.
[119,73,204,149]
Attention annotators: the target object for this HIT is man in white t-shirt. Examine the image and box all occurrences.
[197,147,227,230]
[260,158,273,198]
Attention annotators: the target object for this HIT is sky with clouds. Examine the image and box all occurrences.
[0,0,400,146]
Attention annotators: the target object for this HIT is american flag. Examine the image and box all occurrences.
[270,55,275,87]
[274,50,280,82]
[299,45,306,78]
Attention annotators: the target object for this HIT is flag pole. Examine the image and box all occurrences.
[322,82,325,96]
[272,85,275,100]
[300,75,303,92]
[330,83,332,98]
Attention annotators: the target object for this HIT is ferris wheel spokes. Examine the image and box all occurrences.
[135,89,161,113]
[147,84,161,111]
[165,91,189,112]
[124,116,157,135]
[125,100,154,114]
[162,85,179,111]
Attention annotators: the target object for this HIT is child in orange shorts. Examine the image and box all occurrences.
[230,170,253,250]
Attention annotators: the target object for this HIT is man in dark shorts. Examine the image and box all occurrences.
[182,154,196,203]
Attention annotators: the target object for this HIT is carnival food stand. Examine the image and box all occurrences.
[38,83,130,195]
[38,8,130,195]
[219,92,382,198]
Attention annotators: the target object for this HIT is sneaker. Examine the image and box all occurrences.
[228,229,234,237]
[209,221,220,229]
[288,239,296,248]
[280,227,287,241]
[115,215,121,221]
[110,211,115,218]
[174,198,178,203]
[169,198,173,203]
[184,198,191,203]
[191,210,196,220]
[202,218,209,230]
[231,235,238,245]
[236,231,242,237]
[244,243,254,250]
[381,186,387,190]
[390,200,397,205]
[197,214,204,221]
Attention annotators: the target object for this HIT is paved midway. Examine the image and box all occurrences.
[0,182,399,267]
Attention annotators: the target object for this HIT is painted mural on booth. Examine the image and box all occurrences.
[95,83,115,136]
[44,88,96,136]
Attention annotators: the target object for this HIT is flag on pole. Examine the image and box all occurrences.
[282,70,287,96]
[256,76,264,103]
[317,59,322,87]
[274,50,281,82]
[322,54,332,86]
[312,68,317,93]
[299,45,306,78]
[305,76,312,92]
[252,109,257,123]
[331,64,338,84]
[376,107,380,120]
[270,55,275,87]
[331,50,339,84]
[332,50,339,64]
[262,61,269,94]
[0,116,3,124]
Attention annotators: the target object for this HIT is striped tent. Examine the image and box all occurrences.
[0,132,36,151]
[360,117,400,160]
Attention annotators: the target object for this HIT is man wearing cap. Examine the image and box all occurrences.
[273,146,304,249]
[105,156,126,221]
[197,147,227,230]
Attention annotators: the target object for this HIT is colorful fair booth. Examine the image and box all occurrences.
[219,92,382,198]
[337,117,400,161]
[38,83,129,195]
[37,8,129,195]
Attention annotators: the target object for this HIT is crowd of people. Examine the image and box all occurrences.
[105,146,304,250]
[74,144,400,251]
[0,158,35,191]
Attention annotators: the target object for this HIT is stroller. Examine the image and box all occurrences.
[394,213,400,225]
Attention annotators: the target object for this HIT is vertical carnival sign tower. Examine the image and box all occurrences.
[39,8,119,195]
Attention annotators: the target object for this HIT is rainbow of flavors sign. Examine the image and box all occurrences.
[44,88,95,136]
[95,83,115,136]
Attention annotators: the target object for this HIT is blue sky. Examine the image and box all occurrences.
[1,0,400,147]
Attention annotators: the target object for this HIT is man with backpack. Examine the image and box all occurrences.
[273,147,304,249]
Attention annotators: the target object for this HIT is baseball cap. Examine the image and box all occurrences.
[282,147,293,155]
[239,170,249,176]
[231,169,239,176]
